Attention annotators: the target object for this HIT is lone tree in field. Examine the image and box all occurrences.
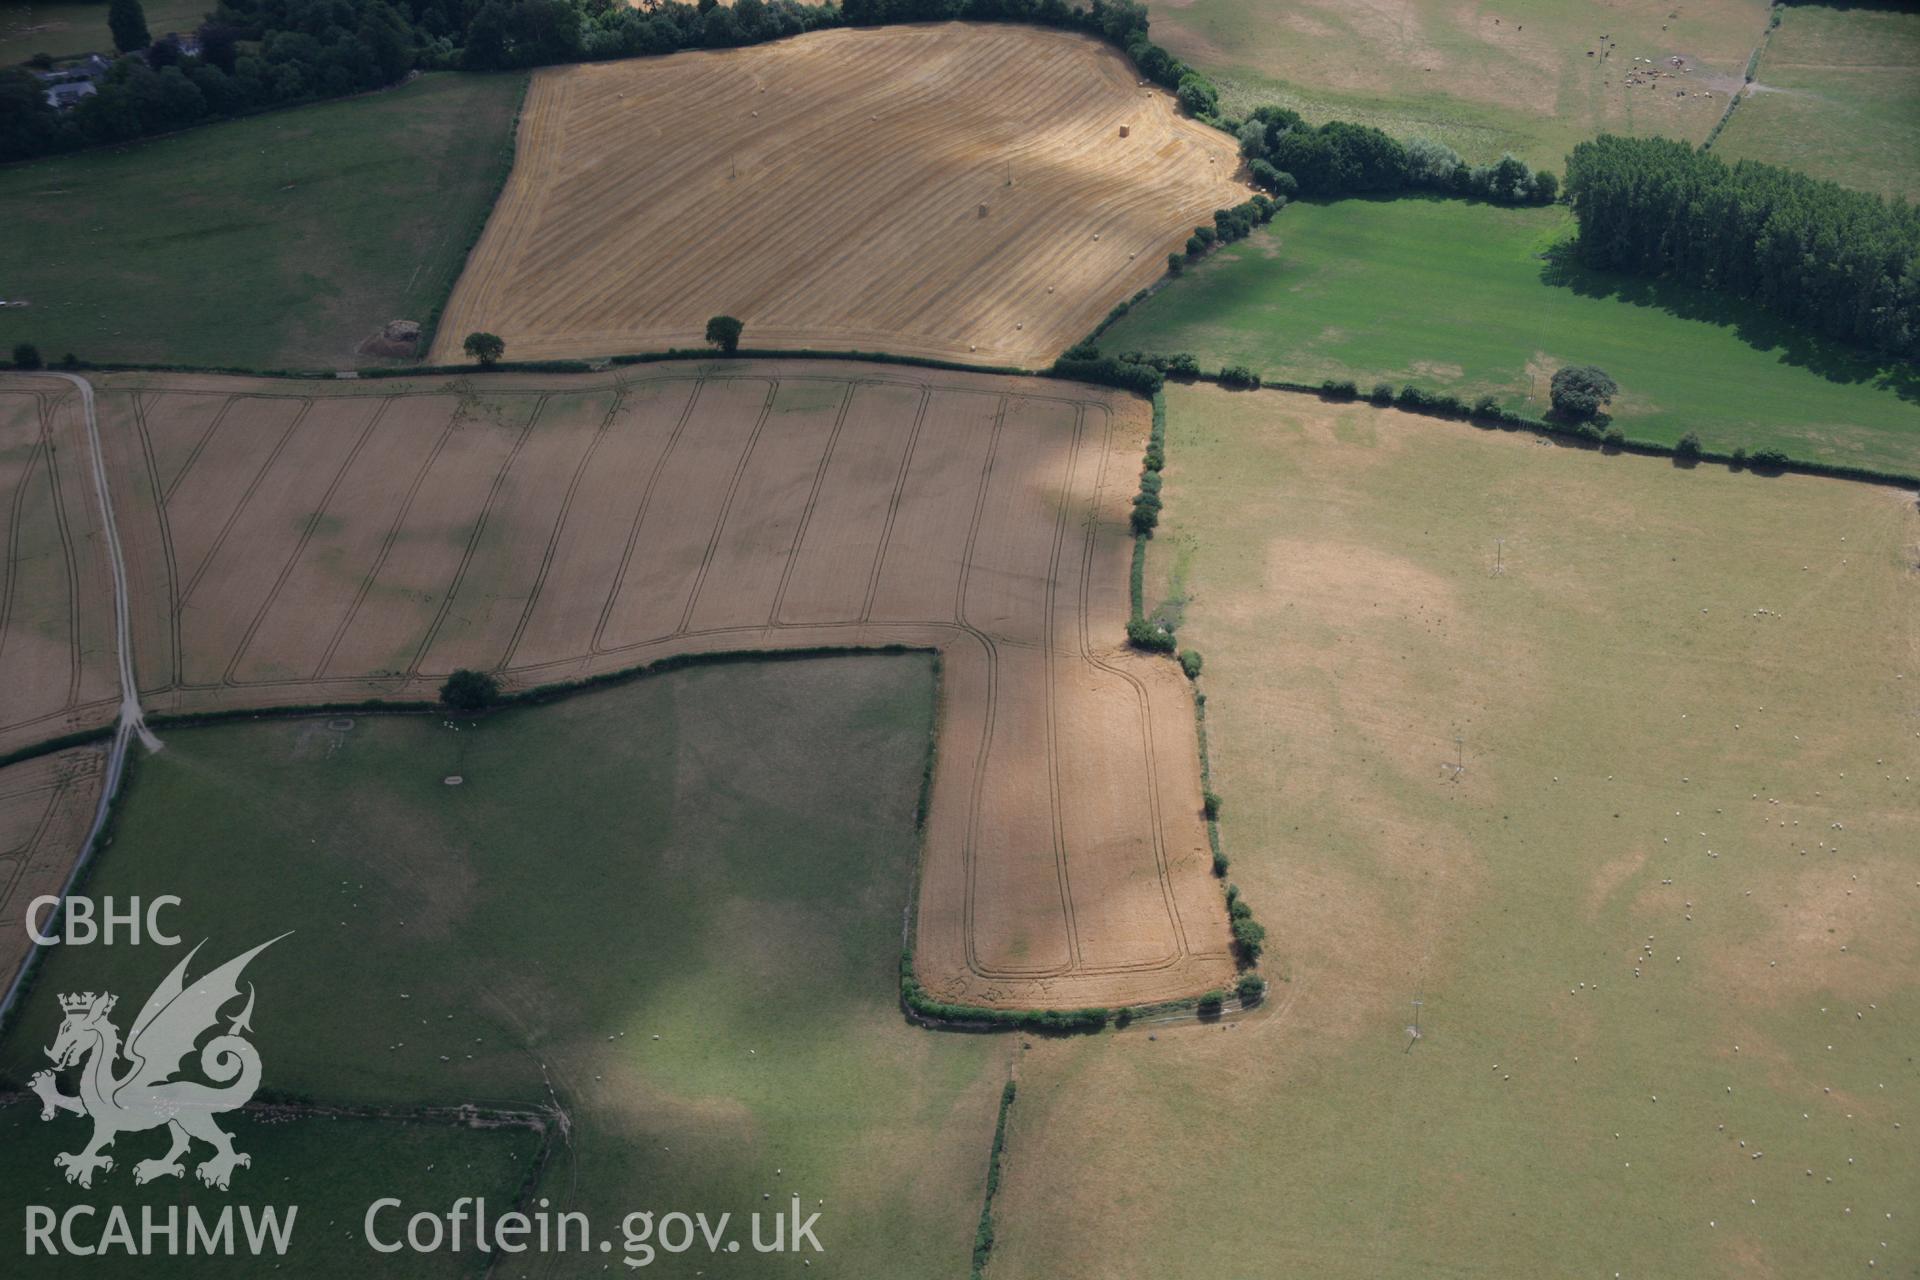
[1549,365,1618,421]
[705,315,743,355]
[109,0,151,51]
[440,669,500,712]
[463,332,505,366]
[12,343,43,371]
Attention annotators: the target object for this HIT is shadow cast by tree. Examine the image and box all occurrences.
[1538,249,1920,409]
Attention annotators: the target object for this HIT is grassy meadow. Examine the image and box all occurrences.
[0,71,524,371]
[0,1103,539,1278]
[1713,2,1920,200]
[988,382,1920,1279]
[1145,0,1770,166]
[1100,197,1920,473]
[0,654,1005,1278]
[0,0,208,65]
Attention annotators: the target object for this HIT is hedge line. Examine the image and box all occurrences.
[901,956,1112,1032]
[969,1079,1018,1280]
[415,72,532,361]
[1127,390,1168,621]
[0,724,115,771]
[1199,369,1920,490]
[13,347,1037,382]
[1112,388,1271,975]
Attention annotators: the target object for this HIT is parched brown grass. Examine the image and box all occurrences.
[1148,0,1769,163]
[988,384,1920,1279]
[429,24,1247,367]
[0,364,1233,1010]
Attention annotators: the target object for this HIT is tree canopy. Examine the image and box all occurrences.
[1565,135,1920,360]
[463,331,506,365]
[439,668,501,711]
[1548,365,1618,421]
[109,0,152,54]
[705,315,744,354]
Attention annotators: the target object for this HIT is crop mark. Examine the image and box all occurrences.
[499,388,627,673]
[316,399,466,680]
[407,394,546,677]
[0,410,47,681]
[6,369,1224,1007]
[175,397,311,610]
[592,377,705,654]
[40,389,86,710]
[856,385,931,625]
[222,397,391,687]
[767,381,855,625]
[673,378,778,637]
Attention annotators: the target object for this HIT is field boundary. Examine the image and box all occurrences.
[1127,390,1269,986]
[1,641,1199,1035]
[412,72,534,362]
[1702,3,1784,152]
[968,1077,1018,1280]
[1166,367,1920,490]
[14,348,1035,382]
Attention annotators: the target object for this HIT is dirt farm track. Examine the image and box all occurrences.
[0,364,1233,1008]
[429,24,1247,367]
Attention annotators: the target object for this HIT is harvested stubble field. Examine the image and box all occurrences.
[0,376,119,749]
[0,747,104,997]
[429,24,1247,368]
[988,383,1920,1279]
[0,362,1231,1010]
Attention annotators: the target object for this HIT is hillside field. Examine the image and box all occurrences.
[1099,197,1920,473]
[0,363,1233,1010]
[1146,0,1769,166]
[0,72,525,371]
[0,1104,539,1278]
[1713,2,1920,200]
[430,24,1246,367]
[1,656,1005,1277]
[982,382,1920,1279]
[0,0,208,64]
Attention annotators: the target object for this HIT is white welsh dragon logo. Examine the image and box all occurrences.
[28,935,286,1191]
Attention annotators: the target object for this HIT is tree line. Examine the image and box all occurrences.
[1237,105,1558,204]
[1564,135,1920,360]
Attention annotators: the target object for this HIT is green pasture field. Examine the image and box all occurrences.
[1099,197,1920,473]
[0,654,1004,1278]
[989,382,1920,1279]
[0,1102,539,1277]
[1713,3,1920,199]
[0,0,208,65]
[1146,0,1770,166]
[0,71,525,372]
